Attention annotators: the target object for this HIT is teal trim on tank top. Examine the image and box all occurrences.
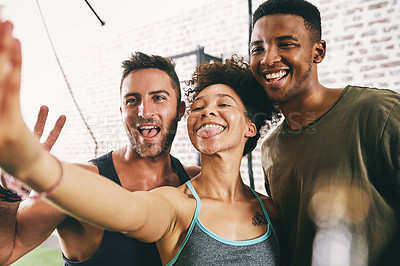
[196,187,271,246]
[166,181,201,266]
[166,180,276,265]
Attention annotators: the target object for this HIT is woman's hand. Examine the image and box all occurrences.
[1,106,66,189]
[0,20,41,178]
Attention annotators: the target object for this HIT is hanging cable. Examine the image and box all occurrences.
[35,0,99,157]
[247,0,255,189]
[84,0,105,26]
[248,0,253,51]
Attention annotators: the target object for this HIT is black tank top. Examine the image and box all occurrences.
[63,152,190,266]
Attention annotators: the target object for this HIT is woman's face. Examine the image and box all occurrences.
[187,84,256,155]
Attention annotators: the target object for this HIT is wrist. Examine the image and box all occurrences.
[18,150,63,198]
[0,126,43,182]
[29,153,63,200]
[11,132,44,181]
[0,151,62,202]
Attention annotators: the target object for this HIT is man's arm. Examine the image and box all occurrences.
[0,105,66,264]
[3,200,67,264]
[379,100,400,199]
[4,163,100,265]
[374,98,400,266]
[262,197,291,266]
[0,201,19,263]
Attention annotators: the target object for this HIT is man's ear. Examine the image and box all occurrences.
[178,101,186,121]
[313,40,326,64]
[245,122,257,138]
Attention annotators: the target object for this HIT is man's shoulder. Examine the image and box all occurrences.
[89,151,112,165]
[73,162,99,174]
[339,86,400,118]
[345,85,400,103]
[69,152,113,174]
[261,122,284,145]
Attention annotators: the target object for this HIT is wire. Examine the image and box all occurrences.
[84,0,105,26]
[248,0,253,56]
[35,0,99,157]
[247,0,254,190]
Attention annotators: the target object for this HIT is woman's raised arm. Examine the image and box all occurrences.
[0,20,176,244]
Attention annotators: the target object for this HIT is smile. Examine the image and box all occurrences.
[138,125,161,138]
[264,70,288,83]
[196,123,225,139]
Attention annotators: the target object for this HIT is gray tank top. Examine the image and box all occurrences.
[167,181,280,265]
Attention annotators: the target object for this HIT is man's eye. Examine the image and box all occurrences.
[219,104,230,107]
[251,47,263,54]
[154,95,166,101]
[279,43,298,48]
[126,98,137,104]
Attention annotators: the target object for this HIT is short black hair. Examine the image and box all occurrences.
[120,52,181,101]
[186,56,280,156]
[253,0,322,43]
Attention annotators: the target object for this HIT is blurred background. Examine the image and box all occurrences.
[0,0,399,264]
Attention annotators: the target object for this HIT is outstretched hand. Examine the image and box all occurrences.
[1,106,66,192]
[0,21,42,177]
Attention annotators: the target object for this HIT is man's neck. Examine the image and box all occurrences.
[111,146,181,191]
[280,85,343,130]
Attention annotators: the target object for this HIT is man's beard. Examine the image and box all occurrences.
[127,116,179,159]
[275,64,312,104]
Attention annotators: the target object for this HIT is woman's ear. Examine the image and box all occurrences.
[245,122,257,138]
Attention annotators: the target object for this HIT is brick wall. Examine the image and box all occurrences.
[46,0,399,194]
[318,0,400,91]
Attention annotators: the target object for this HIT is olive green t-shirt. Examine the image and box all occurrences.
[262,85,400,266]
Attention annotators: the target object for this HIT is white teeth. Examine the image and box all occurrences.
[265,70,286,80]
[200,124,224,131]
[139,126,157,130]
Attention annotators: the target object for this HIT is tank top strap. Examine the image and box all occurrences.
[89,151,121,185]
[166,181,201,266]
[248,186,279,248]
[170,155,190,184]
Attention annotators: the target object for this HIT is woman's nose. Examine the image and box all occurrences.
[201,108,216,117]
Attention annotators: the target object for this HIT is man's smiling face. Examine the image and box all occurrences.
[120,68,182,158]
[250,14,315,104]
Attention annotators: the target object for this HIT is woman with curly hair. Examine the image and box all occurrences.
[0,24,282,265]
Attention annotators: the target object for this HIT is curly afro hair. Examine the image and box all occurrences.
[186,55,280,156]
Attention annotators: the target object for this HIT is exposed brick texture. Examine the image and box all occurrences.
[321,0,400,92]
[45,0,399,194]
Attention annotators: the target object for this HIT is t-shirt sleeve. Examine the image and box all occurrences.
[380,100,400,196]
